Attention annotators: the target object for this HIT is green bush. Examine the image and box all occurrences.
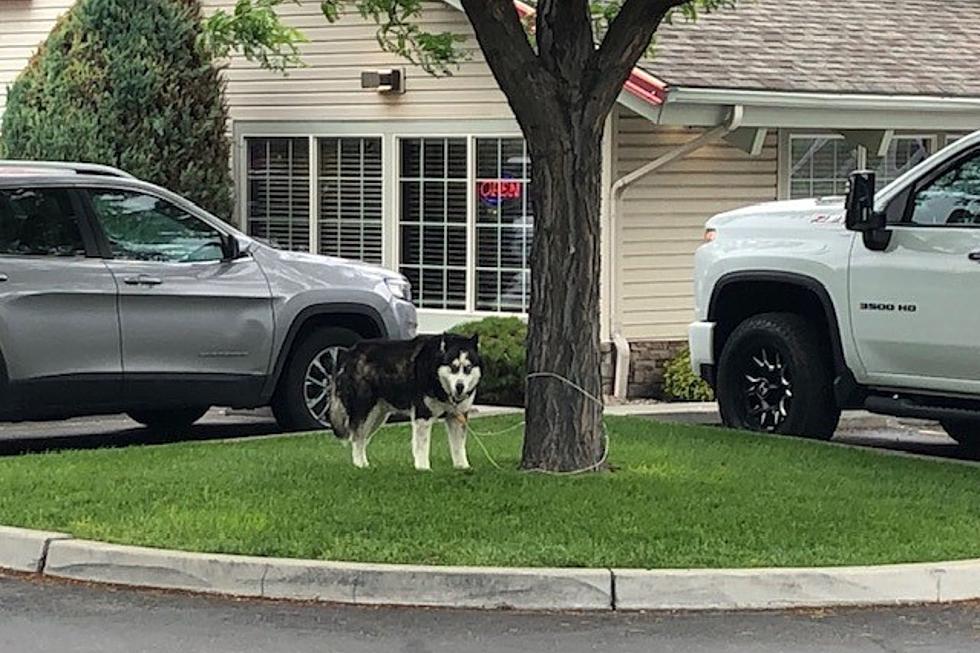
[449,317,526,407]
[0,0,233,219]
[662,346,715,402]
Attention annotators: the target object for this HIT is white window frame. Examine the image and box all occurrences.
[394,134,471,312]
[233,121,529,332]
[779,131,943,200]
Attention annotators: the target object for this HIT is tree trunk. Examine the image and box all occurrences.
[521,116,606,472]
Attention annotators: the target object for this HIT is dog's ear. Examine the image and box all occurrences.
[439,334,446,353]
[469,334,479,348]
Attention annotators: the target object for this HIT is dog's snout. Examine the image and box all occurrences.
[455,381,465,396]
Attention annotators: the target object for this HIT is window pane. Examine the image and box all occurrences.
[788,136,857,199]
[246,137,310,252]
[317,137,383,264]
[911,150,980,226]
[0,188,86,257]
[398,137,467,310]
[475,137,532,312]
[868,137,933,190]
[90,190,223,263]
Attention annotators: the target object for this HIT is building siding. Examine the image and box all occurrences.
[1,1,512,122]
[614,108,779,341]
[213,1,512,123]
[0,0,73,116]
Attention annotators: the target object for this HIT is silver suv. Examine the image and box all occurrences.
[0,161,417,431]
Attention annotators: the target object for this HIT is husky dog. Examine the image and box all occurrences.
[327,334,482,470]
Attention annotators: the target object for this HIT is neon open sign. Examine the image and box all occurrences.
[479,179,524,207]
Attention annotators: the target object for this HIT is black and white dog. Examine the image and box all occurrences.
[327,334,482,470]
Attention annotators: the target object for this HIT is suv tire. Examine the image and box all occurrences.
[272,327,361,432]
[940,420,980,451]
[717,312,840,440]
[127,407,209,432]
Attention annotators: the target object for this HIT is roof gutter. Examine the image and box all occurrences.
[608,105,743,399]
[667,86,980,112]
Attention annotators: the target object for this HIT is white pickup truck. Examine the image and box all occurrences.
[689,131,980,449]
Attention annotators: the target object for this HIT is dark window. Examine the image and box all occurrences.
[318,137,383,263]
[909,150,980,226]
[0,188,86,257]
[89,190,225,262]
[246,138,310,252]
[398,137,468,310]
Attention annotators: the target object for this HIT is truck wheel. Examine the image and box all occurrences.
[127,407,209,432]
[272,327,360,432]
[940,420,980,451]
[717,313,840,440]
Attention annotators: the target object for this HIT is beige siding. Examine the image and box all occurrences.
[0,0,74,116]
[209,0,513,122]
[615,108,778,341]
[0,1,512,123]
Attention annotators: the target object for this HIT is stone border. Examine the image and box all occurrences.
[3,527,980,611]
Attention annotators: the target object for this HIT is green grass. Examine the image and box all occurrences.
[0,415,977,569]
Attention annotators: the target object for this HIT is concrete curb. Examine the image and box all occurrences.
[604,402,891,431]
[43,539,613,611]
[0,526,71,573]
[3,528,979,611]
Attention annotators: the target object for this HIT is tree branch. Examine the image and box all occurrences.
[536,0,595,92]
[585,0,688,125]
[459,0,558,135]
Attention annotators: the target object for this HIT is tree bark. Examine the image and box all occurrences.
[520,117,606,472]
[458,0,688,472]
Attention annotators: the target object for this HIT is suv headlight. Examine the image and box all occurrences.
[385,277,412,302]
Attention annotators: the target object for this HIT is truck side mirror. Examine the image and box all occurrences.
[845,170,891,251]
[845,171,881,231]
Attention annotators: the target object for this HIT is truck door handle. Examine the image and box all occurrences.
[0,273,7,283]
[969,251,980,262]
[123,275,163,286]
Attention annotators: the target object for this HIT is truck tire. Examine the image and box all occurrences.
[940,420,980,451]
[717,312,840,440]
[127,407,209,432]
[272,327,360,432]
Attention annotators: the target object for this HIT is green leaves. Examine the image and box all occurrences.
[203,0,467,75]
[201,0,308,72]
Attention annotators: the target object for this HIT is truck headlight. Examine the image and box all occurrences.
[385,277,412,302]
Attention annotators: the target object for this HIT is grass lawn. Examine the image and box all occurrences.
[0,415,977,569]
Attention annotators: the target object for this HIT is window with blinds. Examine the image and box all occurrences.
[475,137,532,312]
[789,136,857,199]
[246,138,310,251]
[318,137,383,263]
[398,137,468,310]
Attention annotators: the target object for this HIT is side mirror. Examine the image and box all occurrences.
[845,170,882,232]
[221,234,242,261]
[845,170,892,251]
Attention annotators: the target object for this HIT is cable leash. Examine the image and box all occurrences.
[464,371,610,476]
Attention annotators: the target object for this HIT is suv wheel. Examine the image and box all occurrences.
[127,407,209,432]
[940,420,980,451]
[272,327,360,432]
[717,312,840,440]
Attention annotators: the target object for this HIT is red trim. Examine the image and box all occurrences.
[509,1,667,106]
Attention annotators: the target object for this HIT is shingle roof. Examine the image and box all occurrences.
[642,0,980,97]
